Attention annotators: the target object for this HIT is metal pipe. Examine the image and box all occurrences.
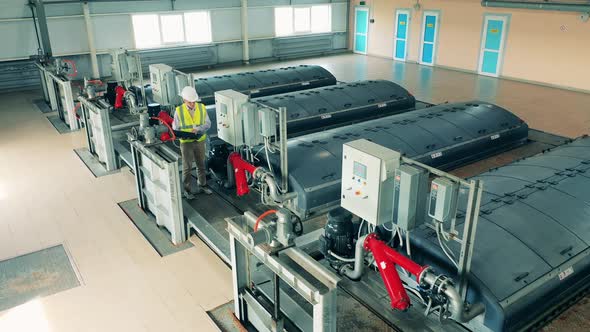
[341,234,368,280]
[112,121,140,132]
[345,0,350,50]
[241,0,250,64]
[481,1,590,12]
[278,107,288,193]
[421,271,485,323]
[124,90,138,112]
[82,2,100,78]
[29,4,42,56]
[263,175,296,204]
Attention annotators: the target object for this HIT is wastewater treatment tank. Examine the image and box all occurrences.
[208,79,418,137]
[261,101,529,218]
[195,65,337,105]
[409,136,590,332]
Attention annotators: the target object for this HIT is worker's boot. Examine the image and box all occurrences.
[183,187,195,200]
[196,186,212,195]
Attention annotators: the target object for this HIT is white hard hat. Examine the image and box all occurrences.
[180,86,199,102]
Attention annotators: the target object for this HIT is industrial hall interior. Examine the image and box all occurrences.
[2,0,590,331]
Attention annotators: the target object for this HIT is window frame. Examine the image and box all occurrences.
[274,4,332,38]
[131,10,212,50]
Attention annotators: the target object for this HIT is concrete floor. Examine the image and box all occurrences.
[0,53,589,331]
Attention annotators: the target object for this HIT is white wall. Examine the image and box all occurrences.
[0,0,348,61]
[349,0,590,92]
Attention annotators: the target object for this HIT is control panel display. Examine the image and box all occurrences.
[353,161,367,179]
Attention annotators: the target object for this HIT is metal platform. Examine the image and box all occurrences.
[118,199,193,257]
[74,148,120,178]
[0,244,81,311]
[46,114,77,134]
[33,98,53,113]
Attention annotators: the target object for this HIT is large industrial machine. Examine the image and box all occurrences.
[127,79,423,244]
[129,89,530,251]
[227,136,590,332]
[194,64,337,105]
[36,57,79,130]
[77,63,341,175]
[37,48,144,133]
[124,79,586,330]
[226,143,486,332]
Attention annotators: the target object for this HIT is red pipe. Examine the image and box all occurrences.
[254,210,278,232]
[228,152,260,197]
[363,233,428,311]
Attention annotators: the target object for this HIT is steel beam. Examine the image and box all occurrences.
[29,0,52,57]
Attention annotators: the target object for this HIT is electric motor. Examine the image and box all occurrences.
[320,207,355,263]
[105,81,118,106]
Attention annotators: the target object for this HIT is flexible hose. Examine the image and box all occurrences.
[328,250,356,263]
[253,209,277,232]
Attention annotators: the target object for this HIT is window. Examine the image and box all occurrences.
[184,12,212,44]
[275,5,332,37]
[161,14,184,43]
[132,14,161,49]
[132,11,212,49]
[293,7,311,33]
[275,7,294,37]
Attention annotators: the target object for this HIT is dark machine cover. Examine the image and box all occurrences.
[208,79,417,136]
[195,65,337,105]
[410,136,590,331]
[261,101,529,218]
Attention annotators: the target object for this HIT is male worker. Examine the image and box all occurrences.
[173,86,212,199]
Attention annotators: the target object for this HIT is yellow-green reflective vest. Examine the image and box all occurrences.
[176,102,207,143]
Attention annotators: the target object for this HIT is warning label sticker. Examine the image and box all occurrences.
[558,266,574,281]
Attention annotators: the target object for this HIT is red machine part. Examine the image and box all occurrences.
[254,209,278,232]
[363,233,428,311]
[228,152,260,197]
[114,86,126,109]
[152,111,176,142]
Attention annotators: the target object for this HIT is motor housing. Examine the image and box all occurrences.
[320,207,355,264]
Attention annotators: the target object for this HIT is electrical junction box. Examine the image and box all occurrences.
[341,139,401,226]
[110,49,140,82]
[428,177,459,223]
[149,64,176,106]
[215,89,249,146]
[392,165,429,231]
[258,108,276,138]
[242,102,263,147]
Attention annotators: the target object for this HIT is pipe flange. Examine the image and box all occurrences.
[417,266,434,287]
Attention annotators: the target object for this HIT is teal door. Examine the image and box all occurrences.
[479,15,508,77]
[354,7,369,54]
[419,11,439,66]
[394,10,410,61]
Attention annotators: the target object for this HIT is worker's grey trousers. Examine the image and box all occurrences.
[180,140,207,192]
